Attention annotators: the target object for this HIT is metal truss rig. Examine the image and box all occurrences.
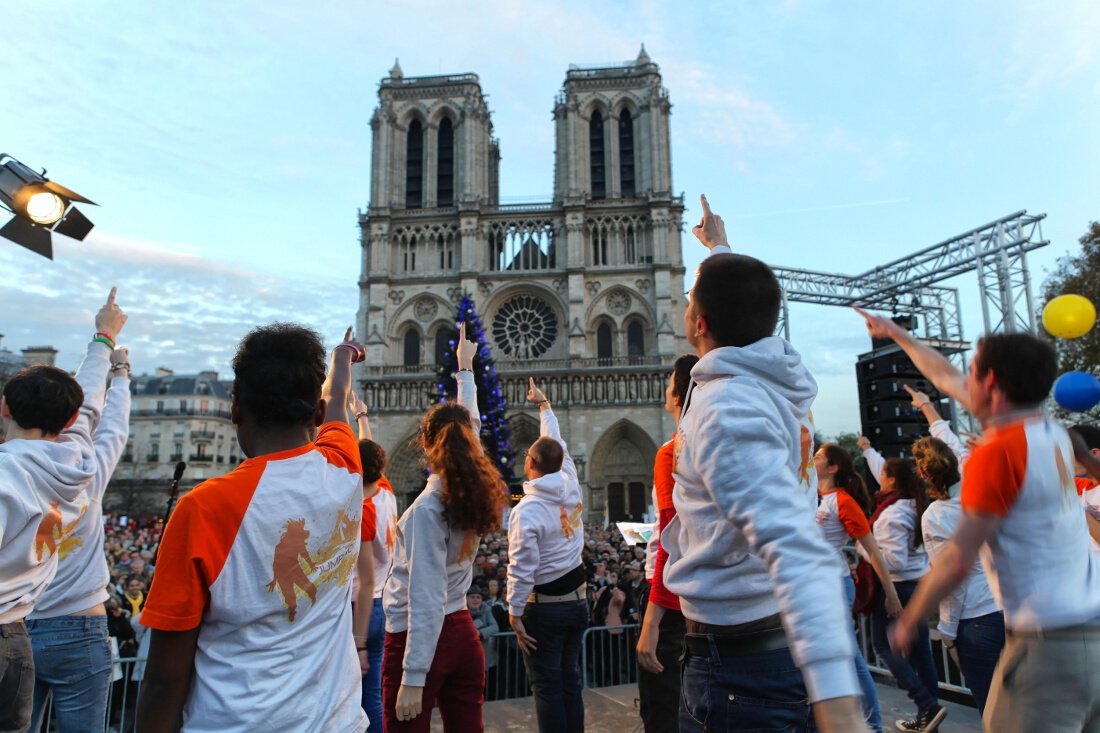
[771,210,1048,343]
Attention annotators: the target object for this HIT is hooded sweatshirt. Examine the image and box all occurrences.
[383,370,483,687]
[506,407,584,617]
[0,341,111,624]
[661,335,858,703]
[29,371,130,619]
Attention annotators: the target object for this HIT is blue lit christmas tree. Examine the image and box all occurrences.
[436,294,518,490]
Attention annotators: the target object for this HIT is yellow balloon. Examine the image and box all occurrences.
[1043,294,1097,339]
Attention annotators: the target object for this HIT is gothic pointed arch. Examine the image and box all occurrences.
[507,412,541,454]
[386,433,427,513]
[588,419,658,522]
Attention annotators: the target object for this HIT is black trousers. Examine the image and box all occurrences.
[638,608,686,733]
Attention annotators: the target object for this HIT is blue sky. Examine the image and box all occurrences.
[1,0,1097,436]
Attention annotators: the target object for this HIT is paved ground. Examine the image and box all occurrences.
[427,679,983,732]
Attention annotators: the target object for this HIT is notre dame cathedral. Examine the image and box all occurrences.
[356,48,688,522]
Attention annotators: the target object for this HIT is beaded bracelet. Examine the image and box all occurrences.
[335,342,365,363]
[355,411,369,419]
[110,362,131,373]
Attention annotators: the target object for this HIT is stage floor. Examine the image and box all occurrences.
[427,680,983,732]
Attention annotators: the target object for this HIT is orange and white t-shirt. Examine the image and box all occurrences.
[816,490,870,577]
[361,476,398,599]
[961,415,1100,631]
[141,422,368,733]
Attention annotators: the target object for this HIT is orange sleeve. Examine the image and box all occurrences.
[654,441,675,511]
[378,475,394,493]
[141,462,264,630]
[1077,476,1097,495]
[836,491,871,538]
[961,425,1028,518]
[361,498,378,542]
[314,421,362,474]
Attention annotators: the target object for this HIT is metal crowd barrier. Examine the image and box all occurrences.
[37,619,970,729]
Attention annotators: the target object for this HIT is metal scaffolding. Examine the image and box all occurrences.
[772,210,1047,340]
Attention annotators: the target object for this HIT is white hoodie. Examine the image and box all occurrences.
[506,407,584,617]
[0,341,111,624]
[29,371,131,618]
[661,335,857,703]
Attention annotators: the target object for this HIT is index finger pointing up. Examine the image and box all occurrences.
[343,326,353,342]
[700,194,711,217]
[529,377,536,390]
[106,286,117,307]
[459,322,466,340]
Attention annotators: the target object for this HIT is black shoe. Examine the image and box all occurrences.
[895,705,947,732]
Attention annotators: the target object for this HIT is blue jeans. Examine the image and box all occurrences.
[843,575,883,733]
[871,579,939,715]
[0,621,34,733]
[361,598,385,731]
[679,635,815,732]
[955,611,1005,716]
[26,615,112,733]
[521,599,588,733]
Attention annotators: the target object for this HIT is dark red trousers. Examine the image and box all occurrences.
[382,609,485,733]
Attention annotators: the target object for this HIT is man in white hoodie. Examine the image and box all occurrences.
[662,196,868,733]
[507,378,586,733]
[0,288,126,731]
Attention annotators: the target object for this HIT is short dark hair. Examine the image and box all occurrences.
[974,333,1057,406]
[529,436,564,474]
[1070,424,1100,451]
[231,323,326,427]
[692,253,781,347]
[2,365,83,435]
[358,439,387,484]
[671,354,699,404]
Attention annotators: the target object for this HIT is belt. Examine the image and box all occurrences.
[684,627,789,658]
[528,583,587,604]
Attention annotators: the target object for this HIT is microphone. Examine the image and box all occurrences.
[173,461,186,483]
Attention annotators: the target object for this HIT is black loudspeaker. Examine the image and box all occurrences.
[855,344,955,455]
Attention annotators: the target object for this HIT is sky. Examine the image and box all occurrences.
[0,0,1097,437]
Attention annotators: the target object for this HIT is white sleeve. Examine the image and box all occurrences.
[455,370,481,440]
[505,507,541,617]
[874,506,911,575]
[539,407,577,485]
[928,419,969,466]
[863,447,886,485]
[692,387,858,702]
[921,507,964,640]
[400,502,449,687]
[91,376,132,502]
[60,341,113,456]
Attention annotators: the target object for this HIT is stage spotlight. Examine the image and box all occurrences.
[0,154,97,259]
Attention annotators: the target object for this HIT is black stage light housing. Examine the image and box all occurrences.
[0,154,97,259]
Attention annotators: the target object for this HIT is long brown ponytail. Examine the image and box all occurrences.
[821,443,873,516]
[421,402,508,535]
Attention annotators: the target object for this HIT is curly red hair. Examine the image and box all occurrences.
[421,402,507,535]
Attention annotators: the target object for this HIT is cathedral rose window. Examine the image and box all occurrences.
[492,295,558,359]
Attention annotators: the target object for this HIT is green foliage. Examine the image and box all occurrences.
[1042,221,1100,422]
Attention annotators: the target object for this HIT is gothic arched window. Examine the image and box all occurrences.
[403,329,420,367]
[627,320,645,360]
[597,322,613,363]
[434,328,453,366]
[437,117,454,207]
[619,111,635,198]
[590,111,606,200]
[405,119,424,209]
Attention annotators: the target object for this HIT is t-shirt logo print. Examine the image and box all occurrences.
[265,506,360,623]
[34,502,85,561]
[560,503,583,539]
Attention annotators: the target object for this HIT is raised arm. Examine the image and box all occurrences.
[90,348,133,502]
[856,435,886,484]
[904,386,970,464]
[321,327,362,425]
[854,307,970,411]
[527,378,576,482]
[455,323,481,437]
[65,288,127,451]
[349,390,372,441]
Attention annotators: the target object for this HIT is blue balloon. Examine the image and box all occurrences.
[1054,371,1100,412]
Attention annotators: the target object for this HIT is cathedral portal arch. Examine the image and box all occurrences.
[588,419,658,522]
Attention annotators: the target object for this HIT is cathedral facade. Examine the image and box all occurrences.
[356,49,688,521]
